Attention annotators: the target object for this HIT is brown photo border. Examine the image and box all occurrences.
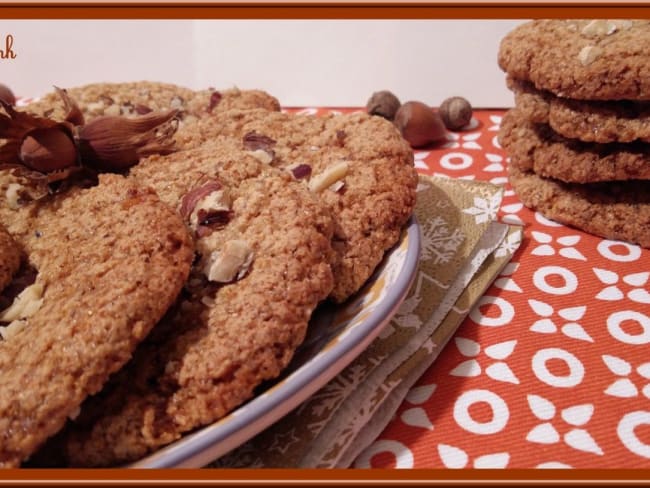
[0,3,648,18]
[1,2,650,485]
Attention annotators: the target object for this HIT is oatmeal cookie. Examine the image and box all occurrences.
[499,20,650,100]
[499,108,650,183]
[23,82,279,122]
[45,140,335,466]
[0,224,19,293]
[0,174,193,467]
[508,77,650,143]
[176,108,418,302]
[508,164,650,248]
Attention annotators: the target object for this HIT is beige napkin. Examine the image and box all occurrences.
[209,175,522,468]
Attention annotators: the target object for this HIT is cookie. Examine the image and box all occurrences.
[23,82,279,122]
[189,87,280,115]
[499,20,650,100]
[176,108,418,302]
[508,164,650,248]
[509,77,650,143]
[44,140,335,466]
[0,224,20,293]
[23,81,196,120]
[499,108,650,183]
[0,174,194,467]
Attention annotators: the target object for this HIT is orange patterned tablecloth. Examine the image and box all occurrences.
[337,108,650,470]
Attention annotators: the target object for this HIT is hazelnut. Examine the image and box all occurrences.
[0,84,16,106]
[366,90,401,120]
[19,127,78,173]
[394,101,447,148]
[439,96,473,130]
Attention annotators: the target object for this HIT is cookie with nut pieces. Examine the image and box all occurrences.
[23,81,280,123]
[498,19,650,100]
[0,173,194,468]
[175,108,418,303]
[38,139,335,467]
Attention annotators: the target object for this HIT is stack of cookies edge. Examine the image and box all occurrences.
[497,19,650,248]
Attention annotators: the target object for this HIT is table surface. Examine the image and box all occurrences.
[318,108,650,470]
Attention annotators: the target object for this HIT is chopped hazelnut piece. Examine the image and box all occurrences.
[308,161,349,193]
[5,183,23,209]
[180,181,232,235]
[0,282,44,323]
[248,149,274,164]
[203,240,254,283]
[581,19,618,37]
[578,45,602,66]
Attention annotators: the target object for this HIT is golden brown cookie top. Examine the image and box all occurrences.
[499,20,650,100]
[0,174,194,467]
[22,82,280,123]
[176,109,418,302]
[51,140,335,466]
[0,224,20,293]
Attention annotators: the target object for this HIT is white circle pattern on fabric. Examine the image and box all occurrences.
[440,152,473,170]
[469,296,514,327]
[597,240,642,262]
[532,348,585,388]
[607,311,650,345]
[353,440,414,468]
[617,411,650,459]
[453,389,509,435]
[533,266,578,295]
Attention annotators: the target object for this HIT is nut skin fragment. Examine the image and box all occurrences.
[366,90,401,120]
[203,239,254,283]
[77,109,179,171]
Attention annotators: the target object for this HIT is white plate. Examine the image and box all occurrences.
[130,217,421,468]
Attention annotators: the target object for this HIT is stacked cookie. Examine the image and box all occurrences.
[498,19,650,248]
[0,81,417,467]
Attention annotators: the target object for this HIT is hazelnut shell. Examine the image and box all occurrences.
[19,127,78,173]
[0,84,16,106]
[366,90,401,120]
[394,101,447,148]
[439,96,473,130]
